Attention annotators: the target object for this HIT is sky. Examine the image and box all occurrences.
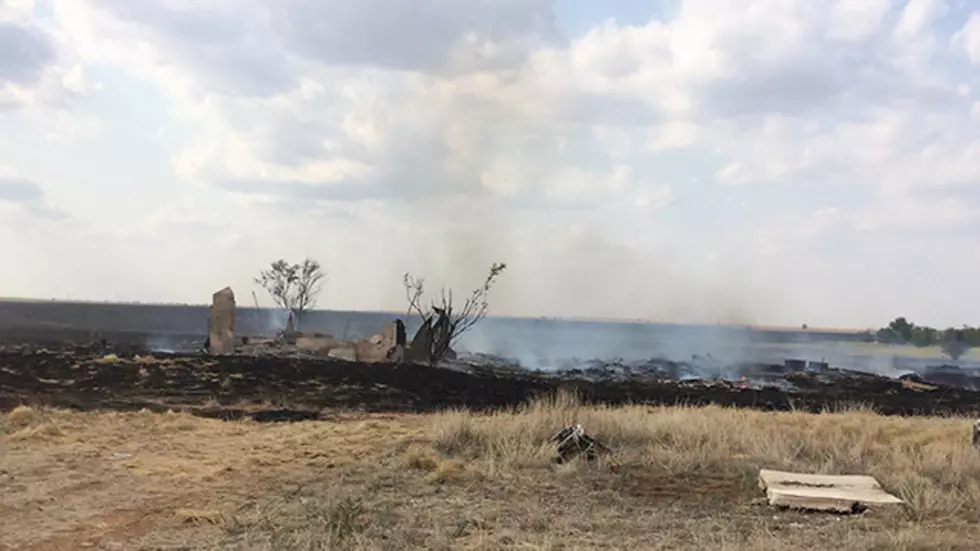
[1,0,979,329]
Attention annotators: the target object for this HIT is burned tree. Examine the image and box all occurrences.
[254,258,325,329]
[403,262,507,364]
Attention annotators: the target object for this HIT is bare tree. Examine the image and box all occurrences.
[402,262,507,364]
[254,258,325,329]
[404,272,425,319]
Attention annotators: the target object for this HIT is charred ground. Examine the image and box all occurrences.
[2,339,980,420]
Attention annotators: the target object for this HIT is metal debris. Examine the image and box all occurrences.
[551,424,610,463]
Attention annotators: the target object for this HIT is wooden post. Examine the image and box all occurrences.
[972,420,980,450]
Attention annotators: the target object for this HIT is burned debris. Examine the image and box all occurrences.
[405,307,456,364]
[402,262,507,365]
[552,424,611,463]
[206,285,425,364]
[201,263,506,366]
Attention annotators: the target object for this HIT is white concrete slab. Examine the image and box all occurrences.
[758,469,905,513]
[327,347,358,362]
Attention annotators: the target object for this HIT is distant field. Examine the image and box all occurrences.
[2,392,978,550]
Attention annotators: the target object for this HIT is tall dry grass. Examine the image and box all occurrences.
[428,389,980,520]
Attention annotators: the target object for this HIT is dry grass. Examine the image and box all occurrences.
[4,391,980,550]
[430,390,980,519]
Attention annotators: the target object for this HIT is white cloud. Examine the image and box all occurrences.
[828,0,893,41]
[894,0,947,38]
[953,12,980,64]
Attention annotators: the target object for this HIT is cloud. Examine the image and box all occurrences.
[953,12,980,64]
[0,173,68,220]
[0,0,978,328]
[272,0,563,72]
[148,0,975,205]
[0,0,97,114]
[0,22,54,85]
[0,176,44,202]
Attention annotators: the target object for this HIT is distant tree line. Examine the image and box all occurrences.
[861,317,978,360]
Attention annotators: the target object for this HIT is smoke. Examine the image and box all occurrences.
[454,315,973,385]
[455,318,766,374]
[271,36,789,370]
[234,305,293,337]
[430,214,780,375]
[390,205,782,380]
[143,335,193,354]
[260,307,291,335]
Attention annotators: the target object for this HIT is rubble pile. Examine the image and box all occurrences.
[230,321,407,363]
[205,285,458,364]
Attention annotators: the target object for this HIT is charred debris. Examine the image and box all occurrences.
[204,286,456,365]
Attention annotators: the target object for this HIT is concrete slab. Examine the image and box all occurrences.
[327,347,358,362]
[758,469,905,513]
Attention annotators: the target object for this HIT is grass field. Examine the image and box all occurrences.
[3,392,980,550]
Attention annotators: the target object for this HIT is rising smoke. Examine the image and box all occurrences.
[339,49,791,373]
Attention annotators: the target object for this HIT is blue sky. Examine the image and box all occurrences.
[554,0,668,35]
[1,0,980,329]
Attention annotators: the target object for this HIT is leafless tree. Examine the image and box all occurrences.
[403,262,507,364]
[254,258,325,329]
[404,272,425,319]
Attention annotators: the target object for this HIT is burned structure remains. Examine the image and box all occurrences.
[208,287,236,355]
[206,285,451,364]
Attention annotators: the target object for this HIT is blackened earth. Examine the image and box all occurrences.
[1,329,979,421]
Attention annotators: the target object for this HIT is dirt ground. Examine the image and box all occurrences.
[4,391,980,551]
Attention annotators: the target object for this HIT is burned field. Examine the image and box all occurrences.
[5,323,980,549]
[5,294,979,421]
[2,342,980,420]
